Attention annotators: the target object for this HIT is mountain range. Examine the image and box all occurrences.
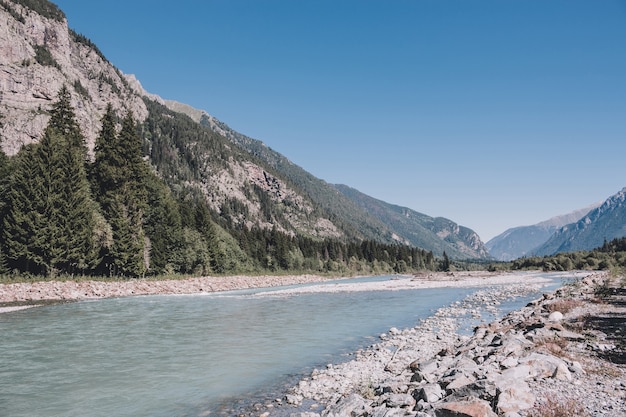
[0,0,489,262]
[486,204,599,261]
[487,188,626,260]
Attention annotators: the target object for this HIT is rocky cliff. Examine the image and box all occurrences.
[0,0,147,156]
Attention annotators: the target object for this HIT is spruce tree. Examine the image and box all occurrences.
[91,109,149,277]
[2,88,100,276]
[47,85,85,156]
[3,129,98,276]
[0,145,10,274]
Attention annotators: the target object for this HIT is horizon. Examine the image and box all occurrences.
[54,0,626,242]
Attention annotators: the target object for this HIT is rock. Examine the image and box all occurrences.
[418,359,440,375]
[552,363,573,381]
[496,382,535,414]
[416,383,445,403]
[444,374,476,392]
[548,311,564,322]
[518,353,567,379]
[434,397,498,417]
[385,393,416,409]
[324,393,371,417]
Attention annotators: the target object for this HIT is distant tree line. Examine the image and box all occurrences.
[491,237,626,273]
[0,87,439,279]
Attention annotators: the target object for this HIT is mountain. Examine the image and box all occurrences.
[167,100,491,260]
[333,184,490,259]
[0,0,490,265]
[0,0,148,155]
[486,204,599,261]
[532,188,626,256]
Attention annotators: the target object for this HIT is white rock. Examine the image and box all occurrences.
[548,311,564,322]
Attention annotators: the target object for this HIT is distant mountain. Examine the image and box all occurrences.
[486,205,599,261]
[533,188,626,256]
[333,184,490,259]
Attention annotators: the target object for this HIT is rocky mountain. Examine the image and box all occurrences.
[532,187,626,256]
[0,0,147,156]
[486,204,599,261]
[166,100,491,260]
[333,184,490,259]
[0,0,490,261]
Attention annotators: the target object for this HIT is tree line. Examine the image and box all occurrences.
[0,88,440,279]
[488,237,626,273]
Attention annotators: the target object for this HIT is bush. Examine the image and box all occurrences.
[528,397,589,417]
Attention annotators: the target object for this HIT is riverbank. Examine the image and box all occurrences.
[0,271,547,312]
[262,271,625,417]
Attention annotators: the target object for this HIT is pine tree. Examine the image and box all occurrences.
[2,88,100,276]
[47,85,85,156]
[91,109,149,277]
[3,130,98,276]
[0,145,10,274]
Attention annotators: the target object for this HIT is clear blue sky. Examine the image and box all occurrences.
[54,0,626,242]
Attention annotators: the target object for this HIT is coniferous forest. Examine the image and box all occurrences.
[0,88,438,279]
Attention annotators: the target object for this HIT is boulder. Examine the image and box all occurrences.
[434,397,498,417]
[324,393,371,417]
[496,382,535,414]
[385,393,416,409]
[548,311,564,322]
[416,383,445,403]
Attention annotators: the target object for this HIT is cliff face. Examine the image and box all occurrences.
[0,0,147,156]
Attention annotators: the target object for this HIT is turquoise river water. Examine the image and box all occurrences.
[0,273,568,417]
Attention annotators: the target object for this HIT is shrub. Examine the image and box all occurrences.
[528,397,589,417]
[545,299,582,314]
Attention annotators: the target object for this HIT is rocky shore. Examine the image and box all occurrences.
[261,271,625,417]
[0,274,328,311]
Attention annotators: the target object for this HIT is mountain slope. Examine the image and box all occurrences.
[333,184,490,259]
[533,188,626,256]
[165,101,491,259]
[486,205,599,261]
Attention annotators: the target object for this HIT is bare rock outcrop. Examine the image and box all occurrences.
[0,0,148,155]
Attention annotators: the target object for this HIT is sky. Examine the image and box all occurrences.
[53,0,626,242]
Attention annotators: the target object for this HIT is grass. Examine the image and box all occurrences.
[545,299,583,314]
[527,397,589,417]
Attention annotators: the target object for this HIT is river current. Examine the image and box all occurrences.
[0,273,567,416]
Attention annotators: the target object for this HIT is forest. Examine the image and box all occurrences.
[0,87,439,279]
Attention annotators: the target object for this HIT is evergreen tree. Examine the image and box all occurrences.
[143,175,183,274]
[0,145,10,274]
[91,109,149,277]
[3,130,98,276]
[47,85,85,156]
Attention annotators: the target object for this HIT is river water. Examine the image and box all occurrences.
[0,273,567,417]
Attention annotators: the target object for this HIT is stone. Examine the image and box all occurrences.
[496,382,535,414]
[548,311,564,322]
[324,393,370,417]
[445,374,476,391]
[518,353,567,379]
[385,393,416,409]
[434,397,498,417]
[552,363,573,381]
[417,383,445,403]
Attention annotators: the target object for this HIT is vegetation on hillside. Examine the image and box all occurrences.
[488,237,626,274]
[0,87,440,279]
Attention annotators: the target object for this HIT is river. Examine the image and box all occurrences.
[0,273,567,416]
